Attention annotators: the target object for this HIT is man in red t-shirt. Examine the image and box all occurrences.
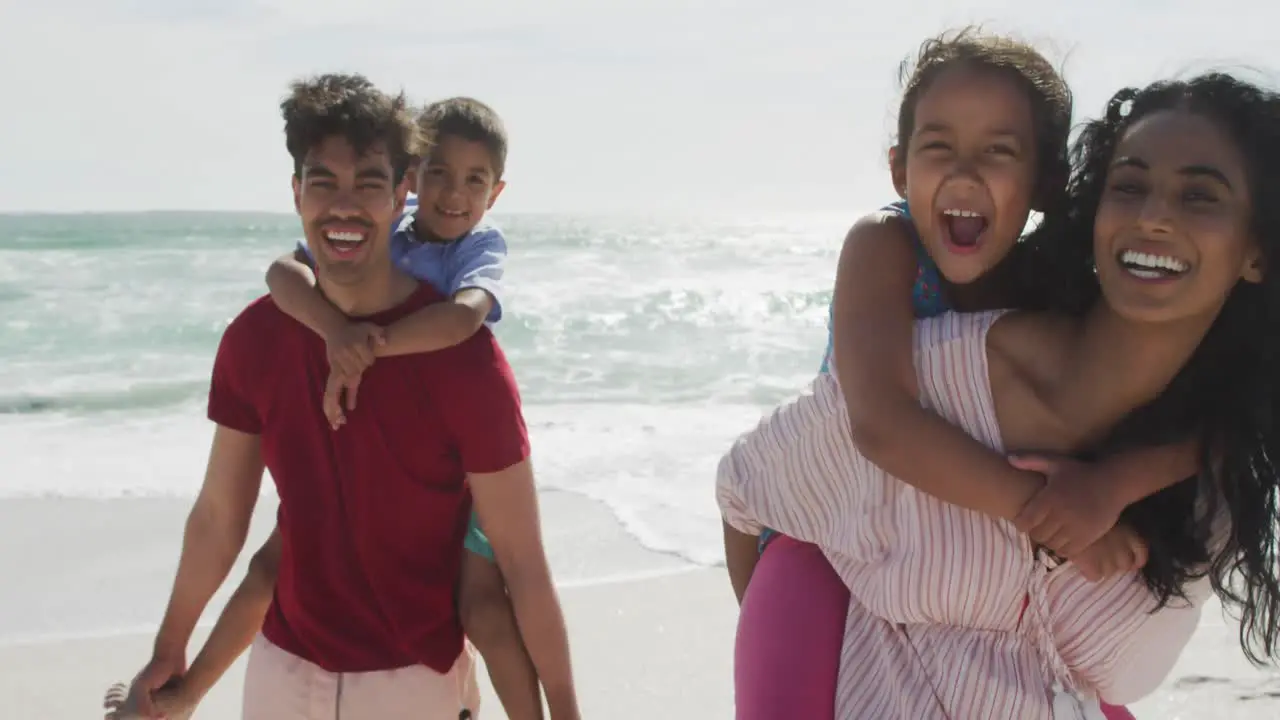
[116,74,578,720]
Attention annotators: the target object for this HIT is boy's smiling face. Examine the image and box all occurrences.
[413,134,505,241]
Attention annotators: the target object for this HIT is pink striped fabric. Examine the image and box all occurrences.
[717,311,1210,718]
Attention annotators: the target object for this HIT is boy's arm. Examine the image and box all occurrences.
[264,245,349,340]
[471,461,579,719]
[831,214,1043,521]
[180,528,281,699]
[378,228,507,356]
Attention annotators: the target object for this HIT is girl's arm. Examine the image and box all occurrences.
[1106,440,1200,505]
[1013,438,1200,558]
[264,246,349,341]
[831,213,1043,520]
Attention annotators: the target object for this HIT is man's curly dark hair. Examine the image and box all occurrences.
[281,73,425,182]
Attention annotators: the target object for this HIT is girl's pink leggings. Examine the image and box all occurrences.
[733,534,1136,720]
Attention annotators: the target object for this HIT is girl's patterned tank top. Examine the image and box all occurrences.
[818,201,945,373]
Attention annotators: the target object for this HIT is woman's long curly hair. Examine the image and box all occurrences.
[1019,73,1280,665]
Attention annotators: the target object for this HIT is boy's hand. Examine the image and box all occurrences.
[1009,453,1127,560]
[104,681,141,719]
[323,369,361,430]
[324,322,385,378]
[1070,523,1149,582]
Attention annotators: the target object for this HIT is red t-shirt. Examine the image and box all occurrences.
[207,284,530,673]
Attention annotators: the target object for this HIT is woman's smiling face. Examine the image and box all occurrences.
[1093,107,1262,325]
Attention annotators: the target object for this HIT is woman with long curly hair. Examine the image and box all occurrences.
[718,71,1280,718]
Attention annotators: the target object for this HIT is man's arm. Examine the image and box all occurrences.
[153,425,265,661]
[471,460,578,718]
[378,228,507,356]
[180,527,280,700]
[434,328,577,718]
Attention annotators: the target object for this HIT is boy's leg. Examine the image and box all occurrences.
[459,514,544,720]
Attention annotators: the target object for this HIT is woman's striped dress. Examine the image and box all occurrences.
[717,311,1210,718]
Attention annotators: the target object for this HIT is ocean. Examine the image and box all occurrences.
[0,210,848,567]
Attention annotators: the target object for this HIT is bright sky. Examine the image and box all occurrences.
[2,0,1276,214]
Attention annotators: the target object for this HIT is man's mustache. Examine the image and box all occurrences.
[317,217,373,228]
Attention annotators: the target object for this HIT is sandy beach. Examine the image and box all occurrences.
[0,491,735,718]
[1,492,1277,718]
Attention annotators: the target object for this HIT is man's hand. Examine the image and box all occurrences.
[323,322,384,379]
[106,652,186,718]
[1071,523,1149,582]
[1009,453,1129,560]
[103,672,199,720]
[148,677,201,720]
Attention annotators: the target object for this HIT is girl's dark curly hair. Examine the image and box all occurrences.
[894,27,1073,214]
[1023,73,1280,665]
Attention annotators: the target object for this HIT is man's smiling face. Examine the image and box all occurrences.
[293,134,407,287]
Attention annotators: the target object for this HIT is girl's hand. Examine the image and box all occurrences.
[1009,453,1128,560]
[1071,523,1149,582]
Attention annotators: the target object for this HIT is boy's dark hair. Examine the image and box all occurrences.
[894,27,1073,211]
[281,73,424,183]
[417,97,509,178]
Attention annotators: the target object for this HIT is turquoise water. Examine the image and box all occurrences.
[0,210,847,563]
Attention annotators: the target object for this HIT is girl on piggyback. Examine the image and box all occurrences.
[724,28,1197,720]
